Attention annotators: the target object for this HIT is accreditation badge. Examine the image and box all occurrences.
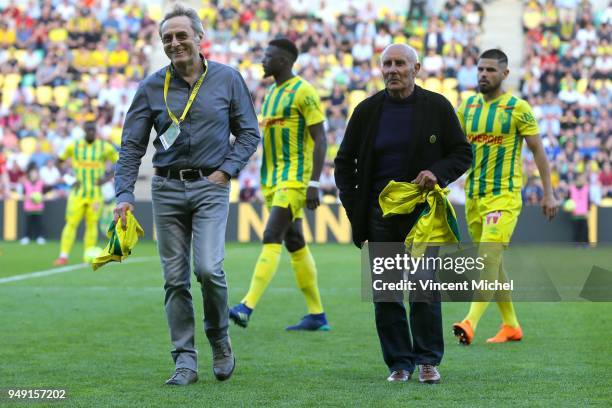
[160,122,180,150]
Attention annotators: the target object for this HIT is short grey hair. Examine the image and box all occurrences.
[380,44,420,65]
[159,3,205,40]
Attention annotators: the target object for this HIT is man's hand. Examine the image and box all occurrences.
[72,181,81,190]
[113,202,134,230]
[541,194,558,221]
[306,186,320,210]
[208,170,230,185]
[411,170,438,189]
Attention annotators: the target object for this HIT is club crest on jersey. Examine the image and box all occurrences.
[498,111,512,128]
[303,95,317,107]
[485,211,502,225]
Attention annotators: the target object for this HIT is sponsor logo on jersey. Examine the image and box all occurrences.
[468,134,504,145]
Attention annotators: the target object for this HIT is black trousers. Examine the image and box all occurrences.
[573,218,588,243]
[25,213,44,239]
[368,205,444,373]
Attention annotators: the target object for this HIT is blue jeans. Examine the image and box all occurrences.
[151,175,230,371]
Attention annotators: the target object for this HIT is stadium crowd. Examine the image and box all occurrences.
[201,0,486,203]
[0,0,157,200]
[0,0,609,209]
[519,0,612,206]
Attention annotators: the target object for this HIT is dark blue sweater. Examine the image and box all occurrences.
[371,91,417,198]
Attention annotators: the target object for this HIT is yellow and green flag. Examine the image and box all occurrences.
[92,211,144,271]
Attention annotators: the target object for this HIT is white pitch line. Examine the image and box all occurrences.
[0,256,157,285]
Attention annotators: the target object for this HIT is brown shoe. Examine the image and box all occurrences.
[387,369,412,382]
[418,365,440,384]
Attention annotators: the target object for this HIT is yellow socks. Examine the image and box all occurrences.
[84,217,98,250]
[242,244,324,315]
[242,243,282,309]
[59,221,78,256]
[466,260,520,330]
[497,301,520,328]
[290,246,324,314]
[465,302,489,330]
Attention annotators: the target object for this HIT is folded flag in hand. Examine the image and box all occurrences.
[92,211,144,271]
[378,181,460,255]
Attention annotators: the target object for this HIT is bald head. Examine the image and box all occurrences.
[380,43,421,99]
[381,44,419,65]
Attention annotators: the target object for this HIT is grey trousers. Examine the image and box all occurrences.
[151,175,230,371]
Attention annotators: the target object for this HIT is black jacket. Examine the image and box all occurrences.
[334,86,472,247]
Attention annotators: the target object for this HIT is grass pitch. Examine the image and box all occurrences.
[0,241,611,407]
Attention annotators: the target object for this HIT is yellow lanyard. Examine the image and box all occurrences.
[163,59,208,125]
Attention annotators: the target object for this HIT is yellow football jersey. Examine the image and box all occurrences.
[456,92,539,199]
[61,139,119,199]
[260,76,325,189]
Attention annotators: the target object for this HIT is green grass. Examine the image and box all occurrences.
[0,242,611,407]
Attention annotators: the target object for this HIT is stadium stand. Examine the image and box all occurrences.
[0,0,609,208]
[519,0,611,206]
[207,0,485,203]
[0,0,158,200]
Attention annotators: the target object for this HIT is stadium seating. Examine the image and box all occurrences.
[519,0,611,204]
[0,0,609,207]
[0,0,157,199]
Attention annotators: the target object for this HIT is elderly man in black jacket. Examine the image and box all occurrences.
[334,44,472,384]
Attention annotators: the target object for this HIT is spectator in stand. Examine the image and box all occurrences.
[519,0,610,205]
[6,159,25,195]
[599,161,612,198]
[20,164,46,245]
[569,173,590,244]
[0,146,7,199]
[238,162,261,202]
[423,48,444,76]
[352,34,374,65]
[523,176,545,205]
[408,0,429,21]
[319,163,337,198]
[239,179,258,203]
[39,158,61,193]
[457,56,478,90]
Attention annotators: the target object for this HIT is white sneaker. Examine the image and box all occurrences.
[36,237,46,245]
[20,237,30,245]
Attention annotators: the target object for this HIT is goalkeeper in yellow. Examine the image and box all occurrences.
[54,121,119,265]
[229,38,329,331]
[452,49,557,344]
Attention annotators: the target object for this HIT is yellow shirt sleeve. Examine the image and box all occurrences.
[103,142,119,163]
[59,141,75,161]
[455,99,467,134]
[515,100,540,137]
[296,84,325,127]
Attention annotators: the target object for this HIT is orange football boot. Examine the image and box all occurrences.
[53,257,68,266]
[486,324,523,343]
[452,319,474,345]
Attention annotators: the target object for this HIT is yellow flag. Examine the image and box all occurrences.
[378,181,460,254]
[92,211,145,271]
